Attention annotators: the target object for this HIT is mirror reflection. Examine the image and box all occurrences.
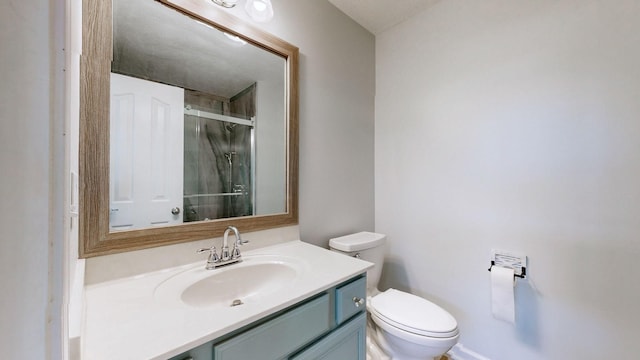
[110,0,286,231]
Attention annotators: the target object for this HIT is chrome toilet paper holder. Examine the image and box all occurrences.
[487,249,527,279]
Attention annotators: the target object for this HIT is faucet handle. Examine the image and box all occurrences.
[231,235,248,259]
[197,246,220,268]
[197,246,214,254]
[232,229,248,246]
[231,246,241,259]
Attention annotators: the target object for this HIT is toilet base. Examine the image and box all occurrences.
[368,318,456,360]
[366,319,390,360]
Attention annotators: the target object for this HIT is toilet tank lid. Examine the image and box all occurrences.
[329,231,386,252]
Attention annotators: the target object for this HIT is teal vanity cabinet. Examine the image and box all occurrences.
[170,274,367,360]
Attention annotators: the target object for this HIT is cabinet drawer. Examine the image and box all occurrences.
[213,294,331,360]
[335,276,366,325]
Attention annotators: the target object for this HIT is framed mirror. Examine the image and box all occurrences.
[80,0,298,257]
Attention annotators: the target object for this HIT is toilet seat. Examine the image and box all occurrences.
[370,289,459,338]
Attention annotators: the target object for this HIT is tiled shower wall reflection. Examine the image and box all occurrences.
[183,86,255,221]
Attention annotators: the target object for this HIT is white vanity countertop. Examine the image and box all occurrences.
[82,240,372,360]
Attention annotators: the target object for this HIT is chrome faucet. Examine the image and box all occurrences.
[225,225,246,260]
[197,226,249,270]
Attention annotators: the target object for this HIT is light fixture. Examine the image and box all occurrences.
[244,0,274,22]
[211,0,237,8]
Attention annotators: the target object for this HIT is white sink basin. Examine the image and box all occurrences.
[154,254,304,308]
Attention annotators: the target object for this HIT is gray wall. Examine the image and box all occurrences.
[0,0,66,358]
[375,0,640,358]
[224,0,376,246]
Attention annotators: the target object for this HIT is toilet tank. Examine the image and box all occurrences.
[329,232,386,293]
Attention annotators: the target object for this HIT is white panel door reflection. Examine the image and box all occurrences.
[110,73,184,230]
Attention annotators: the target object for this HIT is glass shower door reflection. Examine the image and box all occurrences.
[183,112,255,222]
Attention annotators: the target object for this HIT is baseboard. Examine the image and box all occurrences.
[447,343,491,360]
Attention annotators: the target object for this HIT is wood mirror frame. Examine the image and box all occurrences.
[80,0,299,257]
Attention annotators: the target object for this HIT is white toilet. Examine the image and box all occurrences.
[329,232,459,360]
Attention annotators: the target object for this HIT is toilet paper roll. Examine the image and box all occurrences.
[490,265,515,323]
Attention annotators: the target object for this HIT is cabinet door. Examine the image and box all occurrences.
[291,312,366,360]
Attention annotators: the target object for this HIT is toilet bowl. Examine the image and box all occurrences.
[329,232,459,360]
[369,289,459,359]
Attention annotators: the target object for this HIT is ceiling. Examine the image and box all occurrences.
[328,0,442,34]
[112,0,284,98]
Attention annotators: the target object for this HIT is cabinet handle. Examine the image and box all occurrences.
[352,297,365,307]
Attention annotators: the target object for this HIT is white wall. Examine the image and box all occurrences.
[0,0,66,358]
[376,1,640,359]
[219,0,376,246]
